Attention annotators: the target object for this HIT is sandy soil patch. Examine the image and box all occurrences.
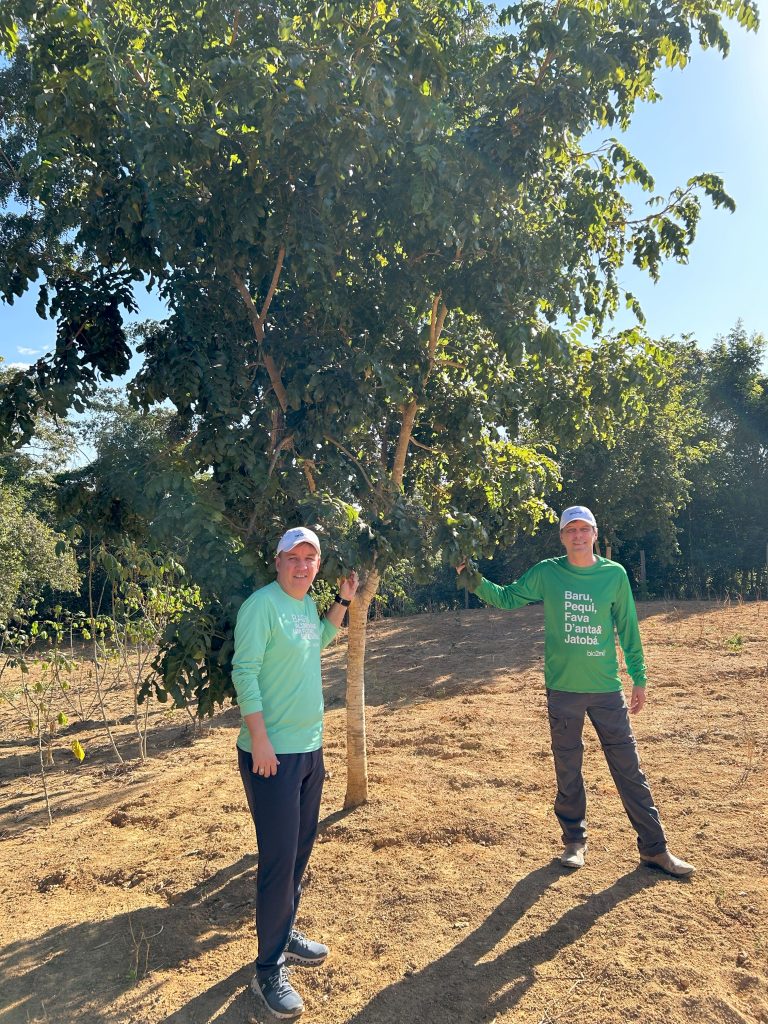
[1,600,766,1024]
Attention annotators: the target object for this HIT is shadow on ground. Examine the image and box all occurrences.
[345,863,666,1024]
[324,600,725,713]
[324,606,547,711]
[0,851,665,1024]
[0,804,362,1024]
[0,853,257,1024]
[141,861,666,1024]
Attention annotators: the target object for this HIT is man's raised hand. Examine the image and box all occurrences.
[339,570,359,602]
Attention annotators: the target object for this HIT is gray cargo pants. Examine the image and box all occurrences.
[546,688,667,856]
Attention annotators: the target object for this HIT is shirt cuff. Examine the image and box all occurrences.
[238,697,264,716]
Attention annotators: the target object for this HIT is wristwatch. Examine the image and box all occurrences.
[334,594,351,607]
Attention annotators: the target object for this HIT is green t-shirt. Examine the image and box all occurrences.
[474,556,646,692]
[231,581,338,754]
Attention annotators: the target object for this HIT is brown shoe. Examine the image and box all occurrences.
[560,843,587,869]
[640,849,695,877]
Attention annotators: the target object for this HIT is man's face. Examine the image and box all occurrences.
[275,542,321,596]
[560,520,598,560]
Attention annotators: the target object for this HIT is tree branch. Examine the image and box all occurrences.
[625,185,698,226]
[409,436,440,454]
[324,435,374,490]
[391,399,418,488]
[123,54,151,90]
[426,293,449,382]
[534,49,555,87]
[0,145,20,182]
[230,270,262,338]
[386,295,449,488]
[263,354,289,413]
[302,460,317,493]
[379,414,390,469]
[267,432,294,478]
[256,244,285,339]
[231,259,289,413]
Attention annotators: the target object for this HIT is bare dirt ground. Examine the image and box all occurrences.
[1,600,767,1024]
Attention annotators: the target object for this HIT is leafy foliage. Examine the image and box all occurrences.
[672,323,768,595]
[0,478,79,622]
[0,0,759,716]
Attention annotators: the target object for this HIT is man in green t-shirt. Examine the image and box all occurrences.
[457,505,694,878]
[233,526,358,1019]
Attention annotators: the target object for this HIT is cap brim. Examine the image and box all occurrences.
[277,540,321,555]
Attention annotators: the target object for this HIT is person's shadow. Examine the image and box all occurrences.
[0,854,259,1024]
[344,862,665,1024]
[156,860,665,1023]
[1,852,664,1024]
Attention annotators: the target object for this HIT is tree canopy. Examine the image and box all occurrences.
[0,0,758,802]
[0,361,80,622]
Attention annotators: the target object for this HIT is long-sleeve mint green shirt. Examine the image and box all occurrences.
[473,556,647,692]
[232,581,338,754]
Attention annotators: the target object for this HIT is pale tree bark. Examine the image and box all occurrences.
[344,567,380,808]
[343,294,449,808]
[390,399,418,487]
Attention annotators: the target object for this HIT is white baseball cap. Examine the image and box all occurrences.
[559,505,597,530]
[276,527,321,556]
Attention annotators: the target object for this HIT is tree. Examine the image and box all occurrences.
[557,337,711,565]
[675,323,768,596]
[463,334,709,588]
[0,478,80,621]
[0,360,79,622]
[0,0,758,805]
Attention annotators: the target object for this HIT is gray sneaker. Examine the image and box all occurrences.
[252,967,304,1019]
[285,928,329,966]
[560,843,587,869]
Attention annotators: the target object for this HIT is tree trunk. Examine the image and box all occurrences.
[343,568,380,809]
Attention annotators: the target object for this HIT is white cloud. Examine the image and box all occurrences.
[17,346,39,355]
[6,362,31,370]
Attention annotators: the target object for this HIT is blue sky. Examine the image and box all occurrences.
[0,19,765,373]
[610,20,768,344]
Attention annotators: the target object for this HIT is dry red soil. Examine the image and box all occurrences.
[1,600,767,1024]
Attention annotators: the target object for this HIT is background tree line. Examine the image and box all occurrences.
[378,321,768,611]
[2,319,765,634]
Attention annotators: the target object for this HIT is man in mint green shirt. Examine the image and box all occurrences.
[233,526,358,1020]
[458,505,694,878]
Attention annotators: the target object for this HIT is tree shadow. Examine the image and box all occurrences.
[156,964,255,1024]
[0,854,258,1024]
[0,800,361,1024]
[323,606,547,711]
[0,707,242,836]
[323,599,720,714]
[0,704,240,785]
[635,599,740,624]
[137,859,666,1024]
[346,863,666,1024]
